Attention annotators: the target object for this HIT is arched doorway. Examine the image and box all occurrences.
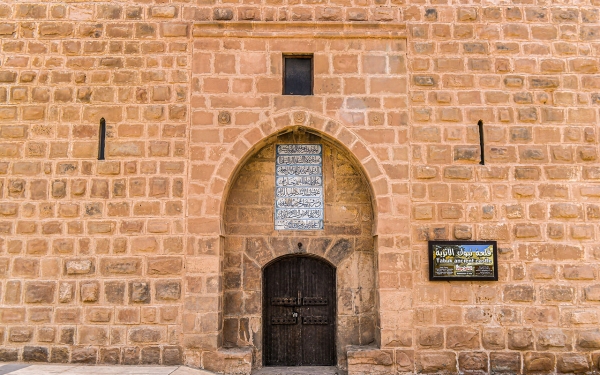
[222,127,377,370]
[263,255,336,366]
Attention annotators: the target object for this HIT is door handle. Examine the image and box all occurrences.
[292,312,298,318]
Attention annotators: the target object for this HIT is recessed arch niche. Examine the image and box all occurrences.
[221,127,378,370]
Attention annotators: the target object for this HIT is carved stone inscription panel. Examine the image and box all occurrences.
[275,144,324,230]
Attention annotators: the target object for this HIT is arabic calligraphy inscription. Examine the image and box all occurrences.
[275,144,324,230]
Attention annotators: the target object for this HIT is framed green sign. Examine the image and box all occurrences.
[428,241,498,281]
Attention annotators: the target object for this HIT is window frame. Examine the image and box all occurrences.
[282,54,314,96]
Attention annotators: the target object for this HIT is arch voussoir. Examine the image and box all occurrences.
[216,110,388,211]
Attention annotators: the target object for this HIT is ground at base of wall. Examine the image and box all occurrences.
[251,367,343,375]
[0,364,215,375]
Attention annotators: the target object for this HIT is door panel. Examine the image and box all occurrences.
[263,255,336,366]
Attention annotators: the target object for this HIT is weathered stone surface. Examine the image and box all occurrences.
[415,352,457,373]
[446,326,479,349]
[100,258,142,276]
[99,348,120,365]
[524,352,555,373]
[147,257,183,275]
[65,259,94,275]
[80,282,99,303]
[24,282,55,303]
[577,329,600,349]
[0,348,19,362]
[22,346,49,362]
[105,281,126,304]
[417,327,444,349]
[129,282,150,304]
[9,326,33,342]
[141,346,161,365]
[50,347,70,363]
[203,348,252,375]
[458,352,488,372]
[78,326,108,345]
[508,329,534,350]
[347,346,393,375]
[490,352,521,373]
[557,353,589,374]
[155,280,181,301]
[129,327,162,343]
[71,347,97,364]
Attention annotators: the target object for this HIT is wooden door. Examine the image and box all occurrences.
[263,255,336,366]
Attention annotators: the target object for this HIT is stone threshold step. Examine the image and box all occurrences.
[252,367,344,375]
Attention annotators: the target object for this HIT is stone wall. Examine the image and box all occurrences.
[0,0,599,373]
[0,1,189,365]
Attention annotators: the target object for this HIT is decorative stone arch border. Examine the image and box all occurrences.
[215,112,384,370]
[209,109,392,236]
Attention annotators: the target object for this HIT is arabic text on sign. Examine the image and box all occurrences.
[276,198,323,209]
[275,220,323,230]
[276,209,322,220]
[276,166,322,176]
[275,144,324,231]
[276,187,322,197]
[276,176,322,186]
[276,155,322,165]
[277,144,322,155]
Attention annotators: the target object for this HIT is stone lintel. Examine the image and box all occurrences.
[193,22,407,39]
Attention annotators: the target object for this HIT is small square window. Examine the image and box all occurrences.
[283,55,313,96]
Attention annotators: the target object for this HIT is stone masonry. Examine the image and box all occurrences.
[0,0,599,374]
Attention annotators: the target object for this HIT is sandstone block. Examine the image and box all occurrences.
[100,258,142,276]
[79,326,108,345]
[163,346,183,366]
[417,327,443,349]
[584,285,600,301]
[105,282,126,304]
[129,327,162,343]
[9,326,33,342]
[557,353,590,374]
[578,329,600,349]
[491,352,521,373]
[100,348,121,365]
[58,282,75,303]
[508,329,534,350]
[25,282,55,303]
[347,346,393,375]
[156,280,182,301]
[59,327,75,345]
[458,352,487,372]
[121,347,140,365]
[147,257,183,275]
[524,352,555,373]
[446,326,479,349]
[50,347,69,363]
[141,347,161,365]
[80,282,99,303]
[0,348,18,362]
[71,347,97,364]
[130,282,150,304]
[416,352,457,373]
[202,348,252,375]
[22,346,49,362]
[482,327,505,350]
[504,285,534,302]
[65,259,94,275]
[86,307,112,323]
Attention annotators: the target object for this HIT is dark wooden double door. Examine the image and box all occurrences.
[263,255,336,366]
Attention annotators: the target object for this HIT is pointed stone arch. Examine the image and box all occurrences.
[217,114,383,370]
[207,110,391,236]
